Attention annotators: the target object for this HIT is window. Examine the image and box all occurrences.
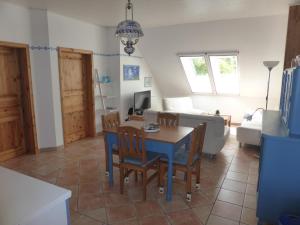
[180,53,239,95]
[180,56,212,93]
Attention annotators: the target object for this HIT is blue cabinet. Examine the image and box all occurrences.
[280,67,300,136]
[257,111,300,224]
[257,67,300,224]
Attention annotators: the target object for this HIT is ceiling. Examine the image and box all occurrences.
[1,0,297,27]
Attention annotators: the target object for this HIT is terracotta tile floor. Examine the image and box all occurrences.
[1,131,261,225]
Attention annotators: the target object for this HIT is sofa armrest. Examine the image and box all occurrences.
[145,110,225,138]
[144,109,228,155]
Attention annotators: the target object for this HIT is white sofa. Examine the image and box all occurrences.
[236,111,262,146]
[144,97,230,156]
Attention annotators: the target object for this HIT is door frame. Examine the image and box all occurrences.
[0,41,39,160]
[58,47,96,145]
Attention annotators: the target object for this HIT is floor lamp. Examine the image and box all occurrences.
[263,61,279,110]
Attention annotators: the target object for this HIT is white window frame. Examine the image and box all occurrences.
[179,51,240,96]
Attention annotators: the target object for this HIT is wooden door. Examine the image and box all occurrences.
[59,48,95,144]
[0,46,30,161]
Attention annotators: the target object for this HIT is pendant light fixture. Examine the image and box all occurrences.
[115,0,144,56]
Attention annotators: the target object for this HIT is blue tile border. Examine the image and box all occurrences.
[29,45,143,58]
[30,45,57,51]
[120,53,143,59]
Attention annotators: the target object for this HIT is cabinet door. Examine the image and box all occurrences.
[257,136,300,224]
[288,67,300,136]
[257,135,264,191]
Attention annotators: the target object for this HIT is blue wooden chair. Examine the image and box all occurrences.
[157,112,179,127]
[157,112,179,178]
[102,112,137,182]
[118,126,161,200]
[159,123,207,201]
[102,112,120,176]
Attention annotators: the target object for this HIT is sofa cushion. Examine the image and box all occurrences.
[241,111,262,130]
[177,108,205,115]
[237,111,262,146]
[163,97,194,112]
[144,109,228,155]
[241,120,262,129]
[144,96,230,156]
[179,113,225,138]
[236,126,261,146]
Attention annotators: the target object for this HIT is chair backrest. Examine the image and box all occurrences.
[188,123,207,165]
[101,112,120,130]
[117,126,146,163]
[157,112,179,127]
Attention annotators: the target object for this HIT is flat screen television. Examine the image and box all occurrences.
[134,90,151,115]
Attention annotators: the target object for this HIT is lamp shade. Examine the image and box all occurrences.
[115,20,144,39]
[115,0,143,56]
[263,61,279,70]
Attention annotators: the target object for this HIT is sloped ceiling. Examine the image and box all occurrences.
[1,0,295,27]
[138,15,288,98]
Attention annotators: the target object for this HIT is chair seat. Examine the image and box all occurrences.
[123,152,160,167]
[161,146,199,165]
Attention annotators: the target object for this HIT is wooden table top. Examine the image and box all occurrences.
[104,121,193,144]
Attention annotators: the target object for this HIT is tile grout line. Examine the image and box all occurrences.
[204,148,235,225]
[102,173,109,225]
[71,159,108,225]
[4,134,259,225]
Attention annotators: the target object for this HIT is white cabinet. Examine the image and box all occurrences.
[0,167,71,225]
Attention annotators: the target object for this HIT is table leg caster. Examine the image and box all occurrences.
[159,187,164,194]
[195,183,200,189]
[105,171,109,176]
[125,177,129,183]
[186,193,192,202]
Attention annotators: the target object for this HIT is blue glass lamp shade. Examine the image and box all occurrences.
[115,20,144,56]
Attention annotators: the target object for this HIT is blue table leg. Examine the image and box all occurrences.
[166,145,174,201]
[66,199,71,225]
[107,134,114,186]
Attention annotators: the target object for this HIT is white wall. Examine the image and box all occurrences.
[0,2,288,150]
[0,3,112,148]
[0,2,32,43]
[30,9,58,148]
[119,46,162,121]
[0,4,58,149]
[105,28,121,122]
[47,12,109,144]
[139,15,288,122]
[0,3,159,148]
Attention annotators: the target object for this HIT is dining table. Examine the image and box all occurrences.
[104,120,194,201]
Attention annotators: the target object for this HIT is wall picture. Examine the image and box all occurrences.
[144,77,152,87]
[123,65,140,80]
